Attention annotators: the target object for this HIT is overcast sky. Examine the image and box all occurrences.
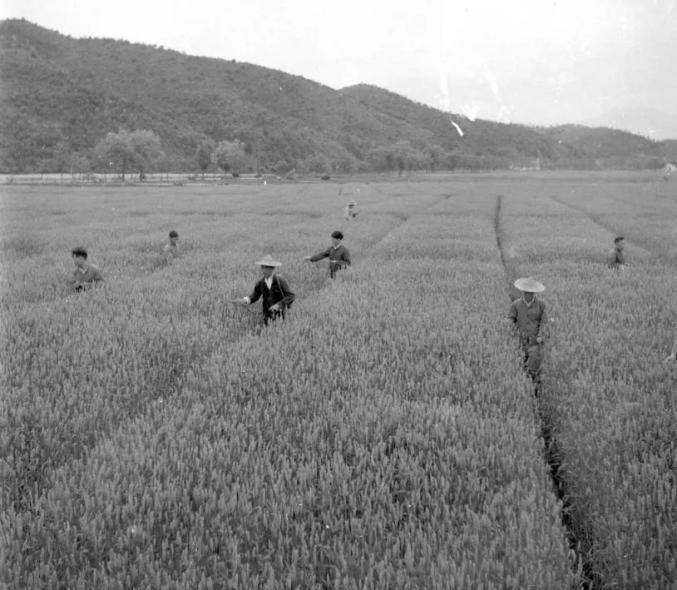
[3,0,677,138]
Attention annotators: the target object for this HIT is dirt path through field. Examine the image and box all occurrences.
[493,193,595,589]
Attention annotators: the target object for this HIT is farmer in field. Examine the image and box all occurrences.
[305,230,351,279]
[69,247,103,292]
[664,335,677,363]
[236,254,295,325]
[607,236,625,269]
[163,230,179,263]
[344,200,358,221]
[509,277,547,391]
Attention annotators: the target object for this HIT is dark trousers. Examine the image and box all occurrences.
[329,261,347,279]
[263,309,285,325]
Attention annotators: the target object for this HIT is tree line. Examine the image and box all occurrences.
[6,125,668,179]
[91,129,517,181]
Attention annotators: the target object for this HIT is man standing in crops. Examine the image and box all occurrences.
[236,254,295,325]
[163,230,179,263]
[304,230,351,278]
[607,236,625,269]
[69,247,104,292]
[509,277,547,392]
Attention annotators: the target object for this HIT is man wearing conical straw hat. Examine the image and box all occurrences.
[236,254,295,325]
[509,277,547,392]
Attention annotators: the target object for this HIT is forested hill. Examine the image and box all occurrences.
[0,18,671,174]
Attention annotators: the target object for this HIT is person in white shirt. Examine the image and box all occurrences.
[344,200,358,221]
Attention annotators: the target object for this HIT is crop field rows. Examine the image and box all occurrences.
[496,182,677,589]
[1,184,446,511]
[1,175,675,589]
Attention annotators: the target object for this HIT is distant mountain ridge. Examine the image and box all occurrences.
[580,106,677,142]
[0,19,673,174]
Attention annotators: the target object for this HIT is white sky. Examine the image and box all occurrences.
[2,0,677,138]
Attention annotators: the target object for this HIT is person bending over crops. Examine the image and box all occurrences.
[304,230,351,278]
[69,247,103,292]
[344,200,358,221]
[607,236,625,269]
[509,277,547,392]
[664,335,677,363]
[236,254,295,325]
[163,230,180,263]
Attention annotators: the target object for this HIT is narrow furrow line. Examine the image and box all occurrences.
[494,195,518,300]
[493,194,595,590]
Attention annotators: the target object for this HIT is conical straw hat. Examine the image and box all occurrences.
[514,277,545,293]
[255,254,282,267]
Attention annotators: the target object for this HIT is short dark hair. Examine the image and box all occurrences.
[614,236,624,244]
[169,230,179,238]
[71,247,88,259]
[331,230,344,240]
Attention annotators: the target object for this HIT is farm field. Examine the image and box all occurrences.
[1,173,675,589]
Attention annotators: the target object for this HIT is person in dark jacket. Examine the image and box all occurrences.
[69,247,104,292]
[305,230,351,278]
[163,230,180,263]
[237,254,295,325]
[509,277,547,391]
[607,236,625,269]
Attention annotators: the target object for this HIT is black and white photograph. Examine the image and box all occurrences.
[1,1,675,588]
